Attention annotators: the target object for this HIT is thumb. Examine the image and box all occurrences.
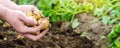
[19,14,37,26]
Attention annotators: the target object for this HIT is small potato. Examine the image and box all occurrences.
[25,11,49,35]
[2,11,50,37]
[33,15,41,20]
[25,11,32,16]
[3,37,7,40]
[35,31,40,35]
[33,11,42,20]
[17,35,24,39]
[32,26,41,35]
[38,17,49,30]
[3,22,11,28]
[28,16,37,21]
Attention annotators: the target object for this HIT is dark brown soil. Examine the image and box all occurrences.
[0,13,113,48]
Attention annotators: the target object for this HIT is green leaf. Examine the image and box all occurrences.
[93,8,104,16]
[102,15,110,25]
[0,20,3,24]
[71,19,80,29]
[80,32,88,37]
[18,0,28,5]
[108,30,118,43]
[115,37,120,48]
[100,36,106,40]
[37,0,94,22]
[108,24,120,48]
[51,16,60,22]
[109,19,117,25]
[110,10,117,17]
[116,6,120,17]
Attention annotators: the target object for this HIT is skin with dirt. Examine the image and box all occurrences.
[0,13,112,48]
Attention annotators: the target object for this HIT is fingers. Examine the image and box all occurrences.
[15,10,37,25]
[29,5,44,17]
[16,23,45,34]
[19,5,44,17]
[31,6,44,17]
[18,16,46,34]
[23,23,45,33]
[18,5,32,12]
[31,5,39,12]
[19,15,37,25]
[21,5,44,17]
[22,28,49,41]
[19,5,39,12]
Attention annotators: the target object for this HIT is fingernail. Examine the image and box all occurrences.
[31,19,37,25]
[33,20,37,25]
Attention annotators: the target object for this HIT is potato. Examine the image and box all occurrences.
[3,11,50,36]
[25,11,50,35]
[3,22,11,28]
[32,26,41,35]
[28,16,37,21]
[3,37,7,40]
[33,11,42,20]
[25,11,32,16]
[35,31,40,35]
[38,17,49,30]
[17,35,24,39]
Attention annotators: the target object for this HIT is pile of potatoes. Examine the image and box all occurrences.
[3,11,50,36]
[25,11,49,30]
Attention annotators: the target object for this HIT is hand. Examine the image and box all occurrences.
[3,10,48,41]
[17,5,48,41]
[18,5,39,12]
[18,5,44,17]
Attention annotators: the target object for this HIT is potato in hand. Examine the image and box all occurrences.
[3,11,50,36]
[25,11,50,30]
[37,17,49,30]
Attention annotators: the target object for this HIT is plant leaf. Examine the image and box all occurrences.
[72,19,80,29]
[102,15,110,25]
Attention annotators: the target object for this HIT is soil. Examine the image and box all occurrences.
[0,13,113,48]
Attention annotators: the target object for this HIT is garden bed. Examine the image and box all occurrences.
[0,13,113,48]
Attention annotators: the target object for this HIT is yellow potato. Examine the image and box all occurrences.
[17,35,24,39]
[38,17,49,30]
[3,22,11,28]
[33,11,42,20]
[32,26,41,35]
[25,11,32,16]
[3,11,49,36]
[3,37,7,40]
[35,31,40,35]
[28,16,37,21]
[25,11,49,35]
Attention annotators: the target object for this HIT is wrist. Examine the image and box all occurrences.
[0,0,20,10]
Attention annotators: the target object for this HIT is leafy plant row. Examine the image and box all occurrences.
[12,0,120,25]
[37,0,95,22]
[94,0,120,25]
[12,0,120,47]
[108,24,120,48]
